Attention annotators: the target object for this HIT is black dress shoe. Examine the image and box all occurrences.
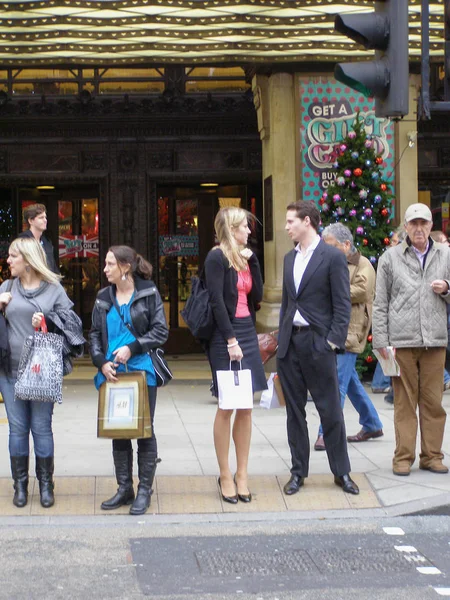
[234,475,252,503]
[218,477,238,504]
[283,475,305,495]
[334,474,359,495]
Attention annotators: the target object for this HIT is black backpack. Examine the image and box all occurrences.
[181,272,214,341]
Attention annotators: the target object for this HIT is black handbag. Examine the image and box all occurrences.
[149,347,173,387]
[180,271,214,341]
[112,298,173,388]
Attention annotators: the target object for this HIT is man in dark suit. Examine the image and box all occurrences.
[277,201,359,495]
[18,203,59,274]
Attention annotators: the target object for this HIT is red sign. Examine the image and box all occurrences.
[59,234,99,259]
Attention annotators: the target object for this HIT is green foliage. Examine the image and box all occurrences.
[319,112,393,267]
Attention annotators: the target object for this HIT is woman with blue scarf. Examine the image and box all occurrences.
[90,246,168,515]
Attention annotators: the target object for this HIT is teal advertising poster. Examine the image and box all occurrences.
[299,76,395,209]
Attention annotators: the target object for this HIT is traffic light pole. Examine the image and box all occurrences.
[420,0,450,118]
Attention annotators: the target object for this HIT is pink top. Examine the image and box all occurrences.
[235,268,252,318]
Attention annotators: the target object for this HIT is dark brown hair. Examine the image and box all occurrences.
[286,200,320,231]
[23,203,46,224]
[109,245,153,280]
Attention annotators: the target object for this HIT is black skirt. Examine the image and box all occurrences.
[207,316,267,398]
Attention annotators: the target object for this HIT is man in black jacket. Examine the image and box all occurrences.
[18,203,59,274]
[277,201,359,495]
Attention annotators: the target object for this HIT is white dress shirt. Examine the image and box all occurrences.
[292,235,321,326]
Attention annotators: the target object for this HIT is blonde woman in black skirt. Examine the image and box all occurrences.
[204,207,267,504]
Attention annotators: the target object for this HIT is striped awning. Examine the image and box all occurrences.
[0,0,445,65]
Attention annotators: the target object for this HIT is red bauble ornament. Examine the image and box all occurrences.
[380,183,387,191]
[319,198,325,205]
[375,157,383,165]
[381,208,389,217]
[366,355,374,364]
[383,237,390,245]
[367,334,373,343]
[362,238,368,246]
[353,168,363,177]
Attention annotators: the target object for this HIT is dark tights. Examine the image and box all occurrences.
[112,385,157,455]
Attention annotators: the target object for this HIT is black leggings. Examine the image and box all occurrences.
[112,385,157,454]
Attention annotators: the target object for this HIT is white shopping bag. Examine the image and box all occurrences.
[217,362,253,410]
[260,373,286,409]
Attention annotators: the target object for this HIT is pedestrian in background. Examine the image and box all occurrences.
[90,246,168,515]
[430,230,450,392]
[0,237,78,509]
[204,207,266,504]
[277,201,359,496]
[314,223,383,452]
[18,203,59,274]
[373,203,450,476]
[371,226,406,398]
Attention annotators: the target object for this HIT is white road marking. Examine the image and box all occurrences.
[417,566,442,575]
[434,588,450,596]
[383,527,405,535]
[394,545,417,552]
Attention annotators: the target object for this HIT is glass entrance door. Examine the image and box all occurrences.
[157,184,258,353]
[18,185,100,332]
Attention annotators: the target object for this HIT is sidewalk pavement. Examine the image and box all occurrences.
[0,355,449,519]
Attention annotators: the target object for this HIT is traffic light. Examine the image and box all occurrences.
[334,0,409,119]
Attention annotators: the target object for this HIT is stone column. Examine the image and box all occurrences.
[394,75,420,221]
[252,73,297,331]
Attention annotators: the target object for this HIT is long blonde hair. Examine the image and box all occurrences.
[9,237,61,285]
[214,207,253,271]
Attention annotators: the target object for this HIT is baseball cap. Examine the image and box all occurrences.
[404,203,432,223]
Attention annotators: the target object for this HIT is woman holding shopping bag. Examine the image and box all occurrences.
[89,246,168,515]
[204,207,266,504]
[0,237,83,509]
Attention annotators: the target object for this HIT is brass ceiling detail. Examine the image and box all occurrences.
[0,0,445,65]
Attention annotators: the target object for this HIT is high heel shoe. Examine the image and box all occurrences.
[218,477,238,504]
[234,475,252,503]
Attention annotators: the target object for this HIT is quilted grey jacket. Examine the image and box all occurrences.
[373,239,450,349]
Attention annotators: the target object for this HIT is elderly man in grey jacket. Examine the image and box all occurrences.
[373,203,450,476]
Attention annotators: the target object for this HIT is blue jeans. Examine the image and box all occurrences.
[0,373,54,457]
[318,352,383,436]
[445,369,450,385]
[371,361,391,391]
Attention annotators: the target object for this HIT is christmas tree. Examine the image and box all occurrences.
[319,112,394,375]
[319,112,393,266]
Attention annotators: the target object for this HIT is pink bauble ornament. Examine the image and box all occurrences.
[365,140,372,148]
[333,194,341,203]
[356,226,364,235]
[340,144,347,152]
[348,131,356,139]
[322,192,328,200]
[344,169,352,177]
[364,208,373,217]
[349,209,357,217]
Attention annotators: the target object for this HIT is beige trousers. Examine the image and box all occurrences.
[392,347,446,470]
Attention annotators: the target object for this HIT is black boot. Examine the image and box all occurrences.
[129,453,160,516]
[35,456,55,508]
[10,456,29,508]
[101,450,135,510]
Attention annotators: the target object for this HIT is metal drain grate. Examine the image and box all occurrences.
[195,549,318,576]
[195,549,419,576]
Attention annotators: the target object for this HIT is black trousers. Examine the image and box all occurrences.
[277,327,351,478]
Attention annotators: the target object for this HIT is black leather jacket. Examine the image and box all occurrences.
[89,276,169,370]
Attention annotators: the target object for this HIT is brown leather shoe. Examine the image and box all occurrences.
[419,463,449,474]
[393,464,411,476]
[314,435,326,451]
[347,428,384,443]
